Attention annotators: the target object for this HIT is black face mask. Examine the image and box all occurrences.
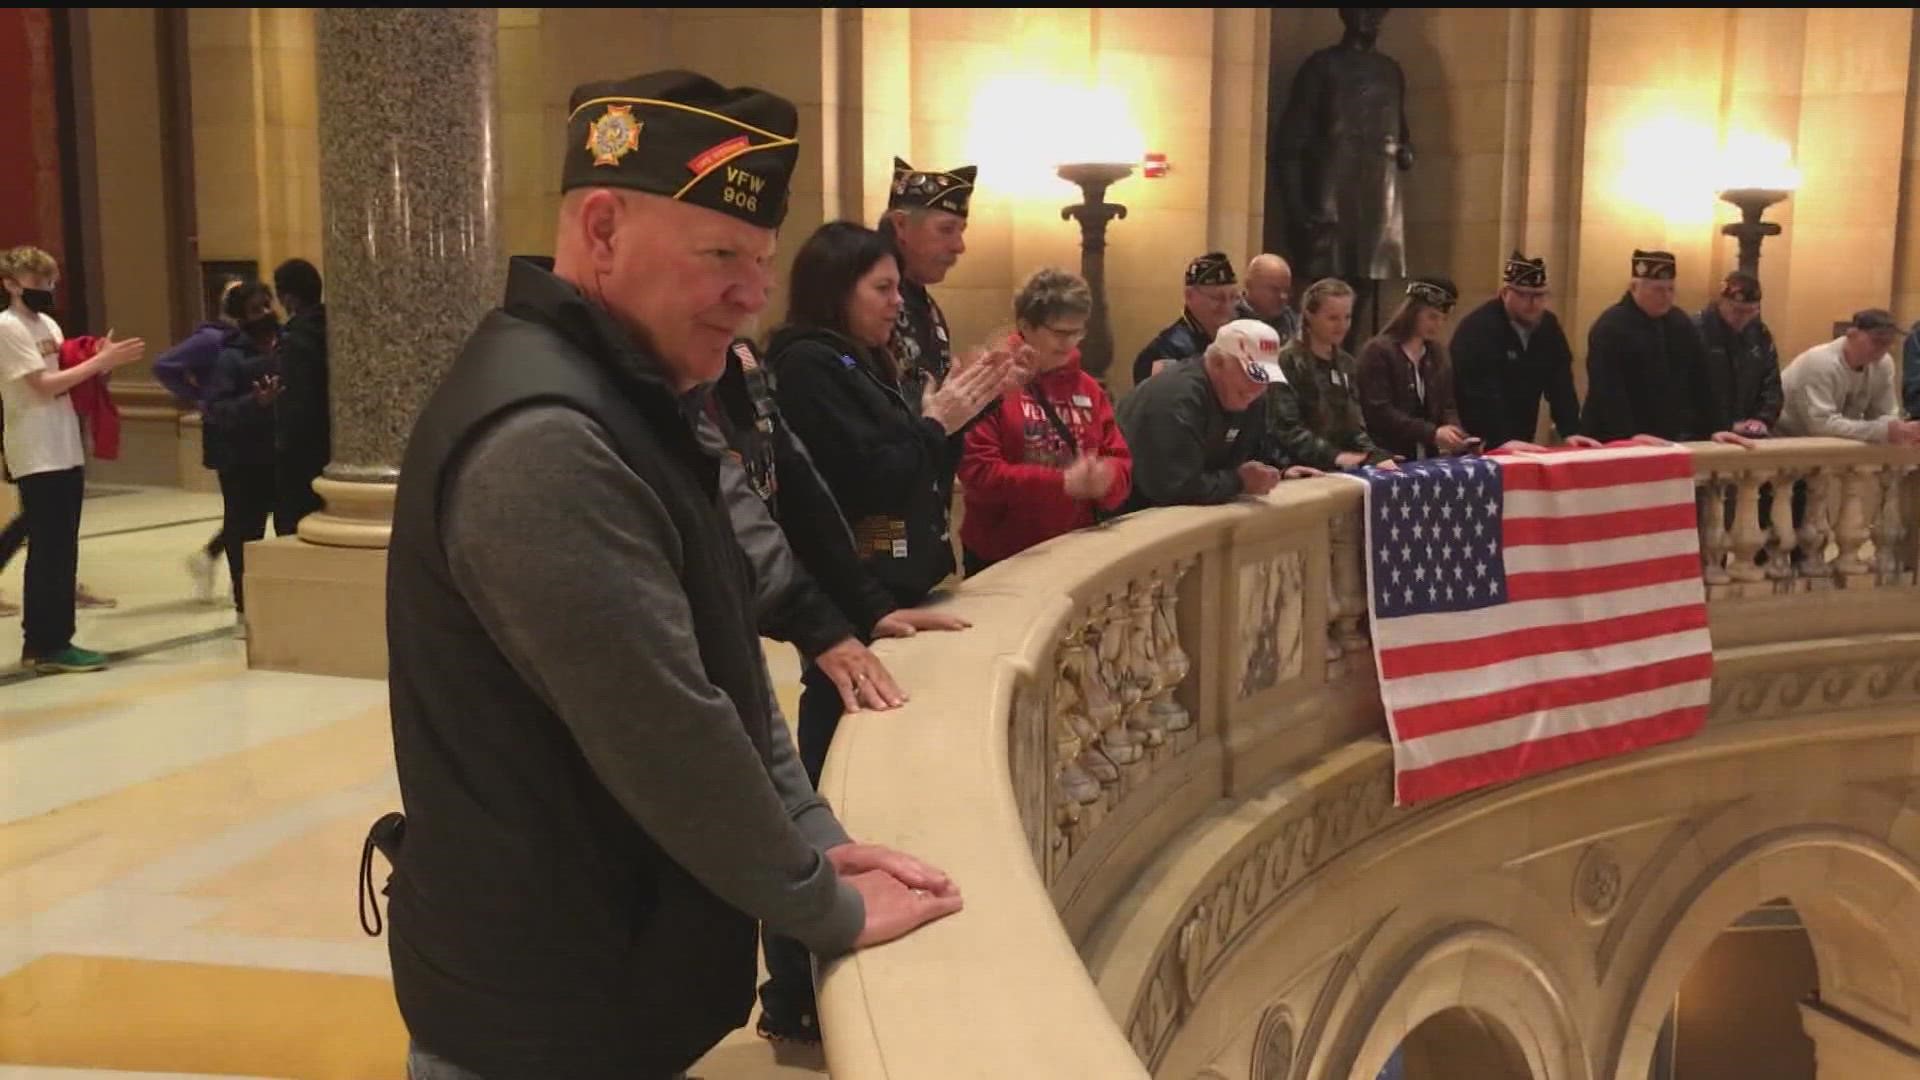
[19,288,56,315]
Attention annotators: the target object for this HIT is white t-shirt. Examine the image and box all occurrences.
[0,306,84,479]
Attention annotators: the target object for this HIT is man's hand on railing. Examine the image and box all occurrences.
[830,842,964,947]
[1710,430,1759,449]
[816,638,907,711]
[873,608,972,639]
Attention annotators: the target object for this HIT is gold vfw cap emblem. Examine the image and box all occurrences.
[587,104,643,167]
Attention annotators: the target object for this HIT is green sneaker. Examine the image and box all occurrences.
[29,646,110,674]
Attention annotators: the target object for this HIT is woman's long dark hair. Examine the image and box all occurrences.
[785,220,901,379]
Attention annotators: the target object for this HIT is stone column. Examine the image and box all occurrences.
[247,9,498,677]
[299,7,502,548]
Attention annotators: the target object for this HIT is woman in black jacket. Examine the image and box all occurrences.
[760,220,1007,1041]
[201,281,283,622]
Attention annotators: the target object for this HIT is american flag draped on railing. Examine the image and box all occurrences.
[1352,444,1712,805]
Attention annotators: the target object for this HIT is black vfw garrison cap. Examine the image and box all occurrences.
[888,157,976,218]
[1185,251,1236,287]
[563,70,799,229]
[1631,249,1677,281]
[1503,251,1547,289]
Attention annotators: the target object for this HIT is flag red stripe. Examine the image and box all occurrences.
[1502,502,1698,547]
[1377,603,1710,679]
[1394,705,1707,805]
[1391,653,1712,739]
[1497,452,1694,491]
[1504,553,1700,602]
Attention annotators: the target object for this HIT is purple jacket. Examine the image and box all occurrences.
[152,321,228,406]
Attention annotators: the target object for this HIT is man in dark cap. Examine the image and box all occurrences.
[882,156,975,415]
[1449,251,1591,449]
[1695,271,1782,438]
[1779,309,1920,444]
[1132,251,1242,387]
[1580,249,1720,443]
[371,71,961,1079]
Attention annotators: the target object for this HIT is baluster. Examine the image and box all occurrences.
[1699,475,1731,587]
[1873,465,1911,586]
[1328,507,1369,656]
[1796,469,1834,583]
[1765,469,1799,583]
[1727,469,1768,587]
[1833,465,1880,585]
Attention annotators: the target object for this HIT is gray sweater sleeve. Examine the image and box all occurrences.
[442,404,863,957]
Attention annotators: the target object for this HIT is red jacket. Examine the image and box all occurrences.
[959,351,1132,563]
[58,336,121,461]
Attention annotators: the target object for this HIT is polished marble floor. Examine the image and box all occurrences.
[1,487,822,1078]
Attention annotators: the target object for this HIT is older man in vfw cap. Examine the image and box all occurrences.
[1695,271,1783,438]
[1580,248,1723,444]
[882,156,976,414]
[369,70,962,1080]
[1449,250,1592,450]
[1133,251,1244,387]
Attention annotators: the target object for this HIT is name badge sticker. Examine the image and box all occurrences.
[1071,394,1092,408]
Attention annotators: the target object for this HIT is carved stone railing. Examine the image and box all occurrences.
[1693,438,1916,598]
[815,438,1920,1080]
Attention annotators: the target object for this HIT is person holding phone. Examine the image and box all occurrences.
[1356,277,1475,459]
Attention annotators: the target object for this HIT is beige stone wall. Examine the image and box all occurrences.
[186,7,321,291]
[85,9,179,360]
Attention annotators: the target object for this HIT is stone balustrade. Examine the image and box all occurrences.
[815,438,1920,1080]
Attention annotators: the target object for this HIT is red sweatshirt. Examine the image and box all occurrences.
[57,335,121,461]
[959,352,1133,563]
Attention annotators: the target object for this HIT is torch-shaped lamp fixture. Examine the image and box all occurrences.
[1058,162,1135,383]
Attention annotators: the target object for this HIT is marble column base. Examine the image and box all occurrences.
[295,477,396,549]
[242,535,388,679]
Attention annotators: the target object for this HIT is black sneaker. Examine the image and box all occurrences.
[755,1007,821,1046]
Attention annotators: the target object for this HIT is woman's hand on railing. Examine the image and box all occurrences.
[873,608,972,638]
[1710,430,1759,449]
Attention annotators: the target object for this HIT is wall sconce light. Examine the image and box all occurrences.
[1058,162,1135,383]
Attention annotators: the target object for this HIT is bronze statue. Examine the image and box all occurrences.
[1271,8,1412,335]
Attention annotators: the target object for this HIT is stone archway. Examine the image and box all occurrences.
[1392,1006,1536,1079]
[1326,925,1592,1080]
[1611,828,1920,1080]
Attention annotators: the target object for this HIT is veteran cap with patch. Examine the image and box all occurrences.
[563,70,799,229]
[1406,276,1459,313]
[1503,251,1547,289]
[1185,251,1237,288]
[888,157,976,218]
[1631,249,1677,281]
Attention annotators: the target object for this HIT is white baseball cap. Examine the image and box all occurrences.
[1214,318,1286,385]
